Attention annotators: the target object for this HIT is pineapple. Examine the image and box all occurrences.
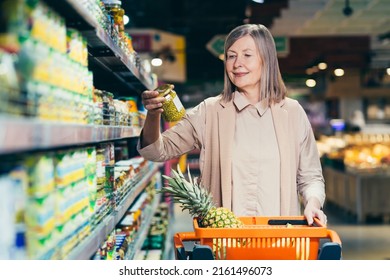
[161,165,243,228]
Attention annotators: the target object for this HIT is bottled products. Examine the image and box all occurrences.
[119,97,140,127]
[103,0,125,38]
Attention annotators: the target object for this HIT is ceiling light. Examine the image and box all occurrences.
[306,79,316,88]
[123,15,130,25]
[386,68,390,75]
[334,68,345,77]
[318,62,327,70]
[151,58,163,67]
[252,0,265,3]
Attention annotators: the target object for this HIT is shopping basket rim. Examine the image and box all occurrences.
[193,215,329,238]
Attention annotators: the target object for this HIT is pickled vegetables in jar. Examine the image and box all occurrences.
[103,0,125,37]
[155,84,186,122]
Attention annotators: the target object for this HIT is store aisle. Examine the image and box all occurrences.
[171,203,390,260]
[325,204,390,260]
[172,204,193,233]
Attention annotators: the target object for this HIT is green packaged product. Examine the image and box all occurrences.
[155,84,185,122]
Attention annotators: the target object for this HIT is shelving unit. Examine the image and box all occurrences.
[43,0,156,95]
[0,0,171,260]
[323,166,390,223]
[125,191,161,260]
[185,149,200,176]
[161,211,175,260]
[0,116,141,154]
[67,165,161,260]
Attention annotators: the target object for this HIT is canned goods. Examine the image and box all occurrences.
[155,84,185,122]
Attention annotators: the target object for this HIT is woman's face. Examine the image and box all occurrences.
[225,35,262,94]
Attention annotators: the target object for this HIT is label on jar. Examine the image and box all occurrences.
[96,160,105,178]
[172,94,184,111]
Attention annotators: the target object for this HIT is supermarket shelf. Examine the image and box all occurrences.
[44,0,155,94]
[65,215,115,260]
[114,165,161,225]
[65,0,101,29]
[0,115,141,154]
[93,28,154,91]
[66,163,160,260]
[126,192,162,260]
[188,162,200,170]
[162,212,175,260]
[43,0,97,30]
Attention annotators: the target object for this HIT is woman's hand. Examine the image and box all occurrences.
[139,89,167,148]
[141,89,166,116]
[304,198,327,226]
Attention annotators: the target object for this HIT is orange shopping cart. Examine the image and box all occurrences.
[174,216,342,260]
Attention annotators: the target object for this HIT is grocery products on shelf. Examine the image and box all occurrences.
[92,175,168,260]
[0,0,155,123]
[0,0,171,260]
[1,0,93,123]
[0,142,162,260]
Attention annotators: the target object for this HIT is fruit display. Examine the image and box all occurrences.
[161,165,243,228]
[343,143,390,172]
[318,133,390,173]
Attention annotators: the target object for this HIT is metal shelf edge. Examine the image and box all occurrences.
[126,192,162,260]
[66,163,160,260]
[0,116,141,154]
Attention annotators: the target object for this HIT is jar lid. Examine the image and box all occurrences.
[155,84,173,96]
[103,0,122,5]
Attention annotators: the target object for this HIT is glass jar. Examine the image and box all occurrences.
[93,89,103,125]
[101,90,110,125]
[156,84,185,122]
[103,0,125,37]
[107,92,116,125]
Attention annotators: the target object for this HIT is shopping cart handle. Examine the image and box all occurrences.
[268,219,308,225]
[268,218,322,227]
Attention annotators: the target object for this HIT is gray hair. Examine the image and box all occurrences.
[222,24,286,106]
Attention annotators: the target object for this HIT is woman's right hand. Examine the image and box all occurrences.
[139,89,167,148]
[141,90,166,116]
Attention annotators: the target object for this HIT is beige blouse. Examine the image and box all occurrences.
[232,92,280,216]
[137,94,326,216]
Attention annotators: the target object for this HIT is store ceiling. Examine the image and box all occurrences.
[122,0,390,97]
[260,0,389,36]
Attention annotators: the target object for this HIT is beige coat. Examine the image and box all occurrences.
[138,95,325,215]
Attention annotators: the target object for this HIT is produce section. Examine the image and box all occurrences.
[318,133,390,223]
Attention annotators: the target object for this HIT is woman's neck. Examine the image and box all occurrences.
[240,89,261,105]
